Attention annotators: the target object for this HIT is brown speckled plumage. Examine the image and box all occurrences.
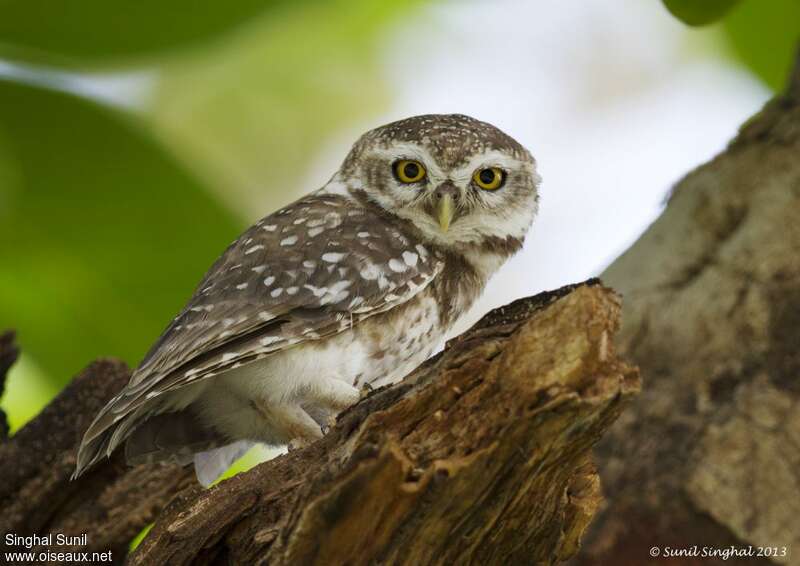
[75,114,541,484]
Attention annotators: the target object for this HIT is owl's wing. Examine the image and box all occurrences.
[76,193,442,473]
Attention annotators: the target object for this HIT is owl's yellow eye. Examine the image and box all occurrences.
[473,167,505,190]
[393,160,427,184]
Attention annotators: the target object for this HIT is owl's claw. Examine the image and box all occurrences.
[360,382,374,399]
[320,415,336,434]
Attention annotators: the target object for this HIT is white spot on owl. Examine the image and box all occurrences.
[388,258,406,273]
[357,232,370,238]
[360,264,380,280]
[260,336,281,346]
[252,265,266,274]
[303,260,316,269]
[236,283,248,290]
[322,252,346,263]
[280,236,298,246]
[262,224,277,231]
[271,288,284,298]
[190,305,214,313]
[304,284,328,298]
[245,245,264,255]
[287,286,299,295]
[264,276,276,286]
[308,227,324,237]
[222,352,239,362]
[402,251,418,267]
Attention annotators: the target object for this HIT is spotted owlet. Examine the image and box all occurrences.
[74,114,540,485]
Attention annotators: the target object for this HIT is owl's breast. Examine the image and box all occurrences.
[351,289,443,388]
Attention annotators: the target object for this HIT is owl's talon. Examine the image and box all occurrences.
[360,382,374,399]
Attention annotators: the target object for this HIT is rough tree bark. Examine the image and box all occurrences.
[574,51,800,565]
[1,282,638,565]
[0,339,196,561]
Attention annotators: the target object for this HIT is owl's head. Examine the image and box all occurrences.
[335,114,540,253]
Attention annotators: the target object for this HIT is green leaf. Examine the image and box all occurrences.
[0,80,243,386]
[662,0,743,26]
[722,0,800,91]
[150,0,423,215]
[0,0,290,65]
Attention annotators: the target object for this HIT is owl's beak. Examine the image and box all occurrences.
[435,191,455,233]
[436,194,454,232]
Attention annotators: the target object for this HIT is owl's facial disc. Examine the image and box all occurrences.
[340,114,540,248]
[359,145,537,248]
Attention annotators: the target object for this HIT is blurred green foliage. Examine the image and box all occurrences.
[662,0,743,26]
[663,0,800,91]
[723,0,800,91]
[0,79,243,383]
[0,0,291,65]
[151,0,405,216]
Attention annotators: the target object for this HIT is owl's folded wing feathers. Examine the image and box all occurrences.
[74,194,442,475]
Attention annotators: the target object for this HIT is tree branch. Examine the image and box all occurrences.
[0,350,195,561]
[1,281,638,565]
[130,282,638,565]
[0,330,20,440]
[575,46,800,566]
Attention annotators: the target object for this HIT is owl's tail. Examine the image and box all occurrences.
[73,404,226,480]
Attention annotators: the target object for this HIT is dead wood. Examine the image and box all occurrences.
[1,281,638,565]
[129,282,637,565]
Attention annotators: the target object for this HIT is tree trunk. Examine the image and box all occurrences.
[1,281,638,565]
[574,50,800,566]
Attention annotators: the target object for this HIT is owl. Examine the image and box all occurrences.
[74,114,540,485]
